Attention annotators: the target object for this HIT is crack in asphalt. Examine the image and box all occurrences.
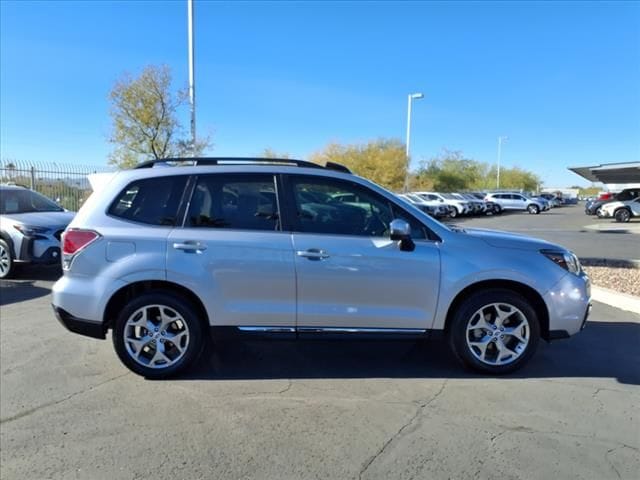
[358,380,448,480]
[605,447,623,480]
[0,372,130,425]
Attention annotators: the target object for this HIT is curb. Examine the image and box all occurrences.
[582,223,640,234]
[579,257,640,268]
[591,286,640,315]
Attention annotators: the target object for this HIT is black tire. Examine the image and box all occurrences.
[112,291,204,379]
[527,204,540,215]
[449,207,458,218]
[448,289,540,375]
[493,204,502,215]
[614,208,631,223]
[0,238,14,279]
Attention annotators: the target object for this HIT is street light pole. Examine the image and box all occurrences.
[496,136,507,189]
[187,0,196,155]
[403,92,424,192]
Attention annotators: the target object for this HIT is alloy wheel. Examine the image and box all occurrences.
[123,304,190,369]
[465,302,530,366]
[0,243,10,277]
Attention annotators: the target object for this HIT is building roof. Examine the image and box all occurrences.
[568,162,640,184]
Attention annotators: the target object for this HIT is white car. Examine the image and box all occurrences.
[598,197,640,222]
[413,192,471,218]
[398,194,450,218]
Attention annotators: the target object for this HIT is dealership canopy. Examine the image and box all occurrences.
[569,162,640,184]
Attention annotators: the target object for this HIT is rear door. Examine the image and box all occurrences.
[166,173,296,328]
[284,174,440,331]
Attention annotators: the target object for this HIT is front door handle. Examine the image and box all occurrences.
[296,248,330,260]
[173,241,207,252]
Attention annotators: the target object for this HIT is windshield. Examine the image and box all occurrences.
[442,193,457,200]
[0,189,63,214]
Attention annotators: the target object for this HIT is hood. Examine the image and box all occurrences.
[459,227,562,252]
[2,210,76,229]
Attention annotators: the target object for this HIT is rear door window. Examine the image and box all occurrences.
[186,174,280,231]
[108,176,188,226]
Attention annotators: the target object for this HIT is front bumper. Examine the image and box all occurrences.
[543,271,591,338]
[17,233,63,264]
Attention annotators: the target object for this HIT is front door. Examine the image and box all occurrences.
[285,175,440,331]
[166,173,296,328]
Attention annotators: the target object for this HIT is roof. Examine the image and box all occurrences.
[568,162,640,184]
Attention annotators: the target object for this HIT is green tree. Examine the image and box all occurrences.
[108,65,211,168]
[310,139,407,190]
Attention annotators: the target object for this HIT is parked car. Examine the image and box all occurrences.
[398,193,449,218]
[468,192,501,214]
[0,185,75,278]
[452,193,486,215]
[532,196,552,211]
[538,193,562,207]
[413,192,471,218]
[585,188,640,216]
[598,197,640,222]
[485,193,546,214]
[52,157,590,379]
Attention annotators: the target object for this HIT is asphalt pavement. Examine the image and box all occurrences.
[1,273,639,480]
[447,204,640,261]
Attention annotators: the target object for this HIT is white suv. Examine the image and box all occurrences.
[52,158,590,379]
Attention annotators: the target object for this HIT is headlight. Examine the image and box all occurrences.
[13,225,50,236]
[541,249,581,274]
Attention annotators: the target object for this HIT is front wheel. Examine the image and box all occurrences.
[614,208,631,223]
[493,204,502,215]
[112,292,204,379]
[448,289,540,374]
[0,239,14,279]
[449,207,458,218]
[527,204,540,214]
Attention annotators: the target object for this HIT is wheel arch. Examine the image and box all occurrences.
[104,280,209,331]
[0,230,16,258]
[444,279,550,340]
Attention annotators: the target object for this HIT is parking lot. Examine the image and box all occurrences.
[1,204,639,480]
[446,204,640,261]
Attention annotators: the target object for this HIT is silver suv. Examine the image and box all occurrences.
[485,192,546,214]
[52,158,591,379]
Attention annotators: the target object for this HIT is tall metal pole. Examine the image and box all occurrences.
[403,93,423,192]
[187,0,196,155]
[496,136,507,189]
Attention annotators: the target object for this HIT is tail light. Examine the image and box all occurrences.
[62,229,100,269]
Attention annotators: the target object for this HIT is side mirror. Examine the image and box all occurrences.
[389,219,415,252]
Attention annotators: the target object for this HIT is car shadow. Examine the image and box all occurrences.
[0,266,60,305]
[181,320,640,385]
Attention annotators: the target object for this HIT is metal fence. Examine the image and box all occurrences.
[0,159,114,211]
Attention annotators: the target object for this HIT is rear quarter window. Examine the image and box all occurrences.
[108,176,188,226]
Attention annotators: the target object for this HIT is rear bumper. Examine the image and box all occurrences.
[53,305,106,339]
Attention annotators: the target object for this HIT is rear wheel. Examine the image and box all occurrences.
[614,208,631,223]
[527,204,540,214]
[449,207,458,218]
[448,289,540,374]
[112,292,204,379]
[0,239,14,279]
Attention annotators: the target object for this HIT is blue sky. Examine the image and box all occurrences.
[1,1,639,187]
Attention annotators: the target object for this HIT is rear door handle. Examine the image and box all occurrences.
[173,241,207,252]
[296,248,330,260]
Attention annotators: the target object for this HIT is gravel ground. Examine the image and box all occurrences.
[583,266,640,297]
